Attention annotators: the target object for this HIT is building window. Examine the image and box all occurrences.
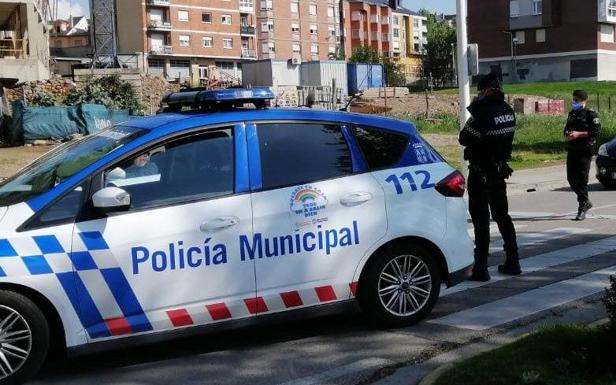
[311,44,318,54]
[327,6,335,17]
[261,0,273,11]
[148,58,165,68]
[240,0,253,9]
[328,45,336,54]
[510,0,520,17]
[601,24,615,43]
[223,38,233,49]
[262,42,275,53]
[222,15,232,25]
[310,24,318,34]
[179,35,190,47]
[532,0,542,15]
[292,43,301,52]
[216,61,235,70]
[515,30,525,44]
[328,26,336,36]
[291,2,299,13]
[393,28,400,38]
[202,13,212,23]
[291,23,300,33]
[203,37,213,47]
[178,10,189,22]
[262,21,274,31]
[609,0,616,17]
[393,15,399,25]
[309,4,317,15]
[536,28,546,43]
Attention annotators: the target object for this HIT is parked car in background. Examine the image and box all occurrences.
[597,136,616,189]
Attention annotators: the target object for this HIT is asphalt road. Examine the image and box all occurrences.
[30,183,616,385]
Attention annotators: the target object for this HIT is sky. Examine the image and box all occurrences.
[61,0,457,18]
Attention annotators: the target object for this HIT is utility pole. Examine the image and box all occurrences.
[456,0,470,174]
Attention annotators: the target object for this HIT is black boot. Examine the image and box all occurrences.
[498,261,522,275]
[469,256,491,282]
[575,201,593,221]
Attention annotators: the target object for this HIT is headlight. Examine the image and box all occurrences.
[598,144,608,157]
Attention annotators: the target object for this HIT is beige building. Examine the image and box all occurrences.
[0,0,50,82]
[257,0,342,63]
[116,0,257,85]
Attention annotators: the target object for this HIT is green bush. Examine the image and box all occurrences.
[65,75,144,114]
[603,275,616,332]
[30,90,58,107]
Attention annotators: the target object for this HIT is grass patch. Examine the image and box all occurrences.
[434,325,616,385]
[398,112,616,169]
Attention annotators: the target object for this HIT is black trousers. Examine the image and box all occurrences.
[468,168,519,268]
[567,151,592,205]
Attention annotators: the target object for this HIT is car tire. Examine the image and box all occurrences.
[0,291,50,385]
[358,243,441,328]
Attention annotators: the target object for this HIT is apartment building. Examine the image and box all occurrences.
[49,16,90,49]
[342,0,393,58]
[391,8,424,80]
[410,12,427,54]
[116,0,257,84]
[257,0,342,62]
[0,0,50,82]
[469,0,616,82]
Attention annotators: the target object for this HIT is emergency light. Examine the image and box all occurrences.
[162,87,275,111]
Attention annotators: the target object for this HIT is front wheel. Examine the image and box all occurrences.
[358,244,441,328]
[0,291,49,385]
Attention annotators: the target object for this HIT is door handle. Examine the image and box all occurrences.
[200,216,240,232]
[340,192,373,207]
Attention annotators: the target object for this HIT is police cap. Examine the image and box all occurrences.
[573,89,588,101]
[477,73,501,91]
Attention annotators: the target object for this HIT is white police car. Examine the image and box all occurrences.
[0,88,472,383]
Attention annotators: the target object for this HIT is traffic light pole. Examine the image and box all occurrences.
[456,0,471,176]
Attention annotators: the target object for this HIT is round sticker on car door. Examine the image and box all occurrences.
[289,185,329,229]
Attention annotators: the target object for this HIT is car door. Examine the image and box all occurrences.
[246,122,387,315]
[71,126,257,339]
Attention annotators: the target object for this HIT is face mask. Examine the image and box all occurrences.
[572,101,584,111]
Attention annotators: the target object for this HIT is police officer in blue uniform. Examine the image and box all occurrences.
[564,90,601,221]
[459,73,521,282]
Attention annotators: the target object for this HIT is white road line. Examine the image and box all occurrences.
[432,265,616,330]
[442,236,616,296]
[276,358,390,385]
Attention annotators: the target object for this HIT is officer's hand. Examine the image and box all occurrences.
[497,162,514,179]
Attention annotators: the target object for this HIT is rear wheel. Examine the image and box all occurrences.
[358,244,441,328]
[0,291,49,385]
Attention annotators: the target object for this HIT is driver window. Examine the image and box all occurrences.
[102,129,234,210]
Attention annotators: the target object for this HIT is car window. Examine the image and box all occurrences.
[352,126,409,170]
[257,123,353,189]
[23,186,86,229]
[102,129,234,210]
[0,126,145,207]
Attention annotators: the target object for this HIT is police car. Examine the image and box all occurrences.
[597,136,616,188]
[0,88,473,383]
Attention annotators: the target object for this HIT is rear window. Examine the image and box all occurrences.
[351,126,409,170]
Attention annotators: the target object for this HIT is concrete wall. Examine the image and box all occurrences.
[116,0,146,54]
[479,53,599,83]
[598,53,616,80]
[0,58,50,82]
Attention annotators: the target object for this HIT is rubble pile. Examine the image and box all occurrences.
[140,74,180,115]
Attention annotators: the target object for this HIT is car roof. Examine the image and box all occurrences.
[120,109,417,138]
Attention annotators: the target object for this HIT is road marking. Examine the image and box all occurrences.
[488,227,591,252]
[432,265,616,330]
[276,358,390,385]
[467,224,528,237]
[509,211,557,218]
[442,236,616,296]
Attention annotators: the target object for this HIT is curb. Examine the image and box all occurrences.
[416,318,611,385]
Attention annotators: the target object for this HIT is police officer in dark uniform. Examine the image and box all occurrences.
[565,90,601,221]
[459,73,521,282]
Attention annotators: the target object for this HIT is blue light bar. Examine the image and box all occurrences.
[163,87,275,110]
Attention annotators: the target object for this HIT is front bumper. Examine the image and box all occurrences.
[596,155,616,182]
[447,263,473,287]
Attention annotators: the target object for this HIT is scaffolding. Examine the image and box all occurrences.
[89,0,117,67]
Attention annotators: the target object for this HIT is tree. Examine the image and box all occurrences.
[349,45,406,86]
[424,15,457,87]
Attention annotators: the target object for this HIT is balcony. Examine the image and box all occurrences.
[241,49,257,59]
[240,25,256,35]
[150,45,173,55]
[148,20,173,31]
[146,0,170,7]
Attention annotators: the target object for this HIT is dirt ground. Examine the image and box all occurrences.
[356,93,460,116]
[0,145,56,181]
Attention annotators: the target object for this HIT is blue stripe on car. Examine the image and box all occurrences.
[100,268,153,333]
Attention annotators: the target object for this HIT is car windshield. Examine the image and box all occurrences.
[0,126,146,207]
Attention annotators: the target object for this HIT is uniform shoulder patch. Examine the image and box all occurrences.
[593,118,601,125]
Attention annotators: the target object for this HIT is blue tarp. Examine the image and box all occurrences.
[7,101,131,144]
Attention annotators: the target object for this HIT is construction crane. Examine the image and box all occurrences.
[89,0,118,68]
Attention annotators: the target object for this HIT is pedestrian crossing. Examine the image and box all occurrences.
[433,220,616,331]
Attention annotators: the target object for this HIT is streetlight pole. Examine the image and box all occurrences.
[503,31,516,82]
[456,0,470,174]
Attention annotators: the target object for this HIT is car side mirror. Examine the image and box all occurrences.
[92,187,131,212]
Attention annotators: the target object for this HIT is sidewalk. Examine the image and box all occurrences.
[506,162,597,195]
